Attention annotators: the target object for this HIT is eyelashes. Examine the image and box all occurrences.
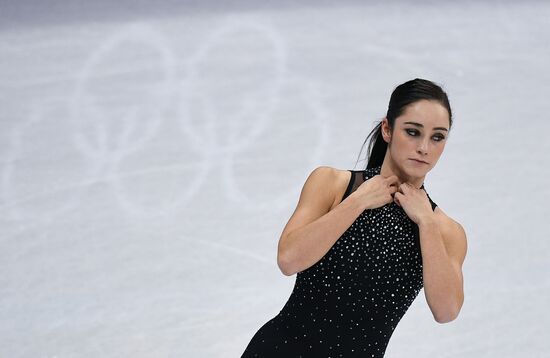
[405,129,445,142]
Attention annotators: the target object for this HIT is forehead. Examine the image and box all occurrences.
[398,99,449,129]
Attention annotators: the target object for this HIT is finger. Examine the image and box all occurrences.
[394,193,401,206]
[385,175,399,185]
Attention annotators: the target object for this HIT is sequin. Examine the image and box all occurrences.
[241,165,438,357]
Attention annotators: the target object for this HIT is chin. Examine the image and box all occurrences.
[403,160,429,175]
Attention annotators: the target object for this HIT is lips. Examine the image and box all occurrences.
[410,158,428,164]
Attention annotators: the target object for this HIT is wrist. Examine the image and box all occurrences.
[350,191,370,211]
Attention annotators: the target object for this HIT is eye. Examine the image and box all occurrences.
[406,129,446,142]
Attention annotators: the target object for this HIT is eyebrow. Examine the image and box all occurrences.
[403,121,448,132]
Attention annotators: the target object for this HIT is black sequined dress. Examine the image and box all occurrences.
[241,165,437,358]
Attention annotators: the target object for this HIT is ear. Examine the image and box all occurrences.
[381,118,392,143]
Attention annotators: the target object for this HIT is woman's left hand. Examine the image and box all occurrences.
[393,182,434,224]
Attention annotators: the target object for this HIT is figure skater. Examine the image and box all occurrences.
[241,78,467,357]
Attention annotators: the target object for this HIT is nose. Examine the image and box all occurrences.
[417,139,429,155]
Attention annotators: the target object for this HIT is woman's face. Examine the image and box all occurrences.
[382,99,450,178]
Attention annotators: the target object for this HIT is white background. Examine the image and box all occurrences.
[1,1,549,357]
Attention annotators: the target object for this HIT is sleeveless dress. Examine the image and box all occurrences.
[241,165,437,358]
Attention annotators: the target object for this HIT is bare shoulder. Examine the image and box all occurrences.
[309,166,353,211]
[433,206,468,263]
[329,167,353,211]
[433,206,465,235]
[307,165,340,196]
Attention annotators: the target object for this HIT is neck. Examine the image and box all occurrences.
[379,157,425,189]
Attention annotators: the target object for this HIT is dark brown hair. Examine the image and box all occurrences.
[355,78,453,169]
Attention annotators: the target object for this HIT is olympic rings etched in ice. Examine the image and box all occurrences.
[2,19,330,220]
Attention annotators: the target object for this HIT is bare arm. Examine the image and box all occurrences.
[277,167,367,276]
[418,214,467,323]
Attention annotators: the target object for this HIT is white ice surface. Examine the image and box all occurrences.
[1,1,549,357]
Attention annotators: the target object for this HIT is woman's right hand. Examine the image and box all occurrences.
[355,174,400,210]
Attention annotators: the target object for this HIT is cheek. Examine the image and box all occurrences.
[391,136,413,157]
[402,136,417,151]
[434,141,446,154]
